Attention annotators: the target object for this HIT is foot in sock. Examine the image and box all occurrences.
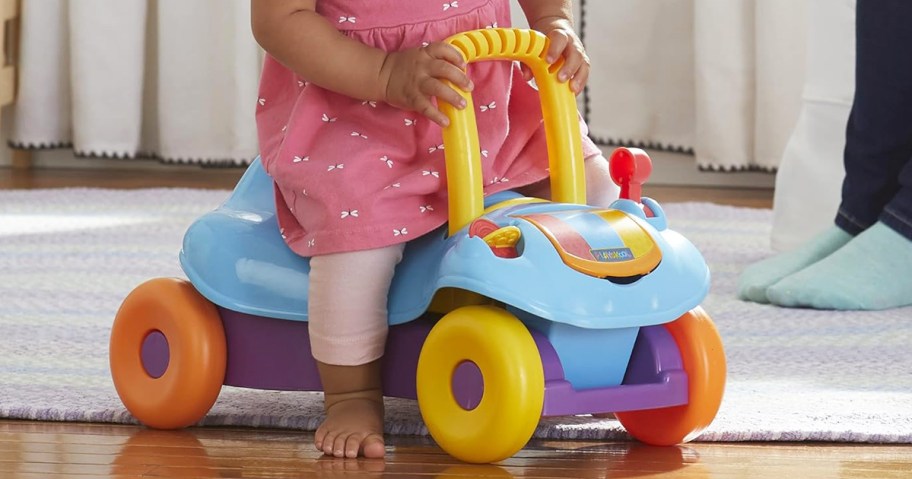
[766,222,912,310]
[738,226,853,303]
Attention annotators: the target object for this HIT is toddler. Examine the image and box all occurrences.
[251,0,619,458]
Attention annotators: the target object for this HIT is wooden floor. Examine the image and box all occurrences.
[3,165,910,478]
[1,421,911,478]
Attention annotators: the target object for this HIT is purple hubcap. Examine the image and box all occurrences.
[140,331,170,379]
[452,361,484,410]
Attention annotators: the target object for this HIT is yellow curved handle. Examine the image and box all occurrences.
[441,28,587,235]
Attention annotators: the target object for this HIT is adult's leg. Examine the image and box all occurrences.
[737,227,851,303]
[739,0,912,304]
[765,0,912,310]
[835,0,912,235]
[880,155,912,240]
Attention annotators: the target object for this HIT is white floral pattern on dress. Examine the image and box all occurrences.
[255,1,582,257]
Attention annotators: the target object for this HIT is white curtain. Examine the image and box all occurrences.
[11,0,262,166]
[582,0,808,171]
[771,0,856,251]
[12,0,812,170]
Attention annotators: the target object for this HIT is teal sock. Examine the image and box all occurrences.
[738,226,853,303]
[766,222,912,310]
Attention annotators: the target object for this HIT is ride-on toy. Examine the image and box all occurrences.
[110,28,726,464]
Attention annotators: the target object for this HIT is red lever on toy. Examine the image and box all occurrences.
[608,147,652,203]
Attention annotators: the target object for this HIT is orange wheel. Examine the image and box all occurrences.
[616,306,726,445]
[110,278,226,429]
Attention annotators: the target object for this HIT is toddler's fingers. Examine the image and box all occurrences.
[570,61,590,94]
[558,52,579,82]
[421,77,466,112]
[425,42,467,68]
[545,30,570,64]
[430,59,474,92]
[414,94,451,128]
[520,62,534,82]
[559,49,587,84]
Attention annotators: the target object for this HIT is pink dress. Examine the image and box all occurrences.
[255,0,600,257]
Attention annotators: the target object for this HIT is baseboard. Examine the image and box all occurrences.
[621,147,776,189]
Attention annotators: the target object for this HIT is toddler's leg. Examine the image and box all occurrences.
[307,244,405,458]
[583,153,622,208]
[520,153,620,207]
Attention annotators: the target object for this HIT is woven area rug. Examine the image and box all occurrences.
[1,188,910,443]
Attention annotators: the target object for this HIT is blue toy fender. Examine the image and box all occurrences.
[181,157,709,330]
[180,159,312,320]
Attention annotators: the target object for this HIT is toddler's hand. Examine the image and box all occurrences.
[380,42,474,127]
[525,18,590,94]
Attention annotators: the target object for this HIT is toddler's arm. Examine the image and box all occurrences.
[251,0,472,126]
[516,0,590,93]
[251,1,389,101]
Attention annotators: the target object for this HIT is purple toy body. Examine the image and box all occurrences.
[140,308,687,416]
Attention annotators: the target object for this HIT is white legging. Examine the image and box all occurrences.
[307,244,406,366]
[307,153,619,366]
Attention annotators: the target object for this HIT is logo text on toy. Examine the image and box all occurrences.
[590,247,634,262]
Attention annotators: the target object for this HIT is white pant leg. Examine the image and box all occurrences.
[519,153,621,207]
[307,244,406,366]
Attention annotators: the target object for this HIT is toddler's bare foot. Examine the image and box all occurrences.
[315,397,386,458]
[314,360,386,458]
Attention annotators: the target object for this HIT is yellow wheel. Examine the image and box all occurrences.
[110,278,226,429]
[416,305,544,463]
